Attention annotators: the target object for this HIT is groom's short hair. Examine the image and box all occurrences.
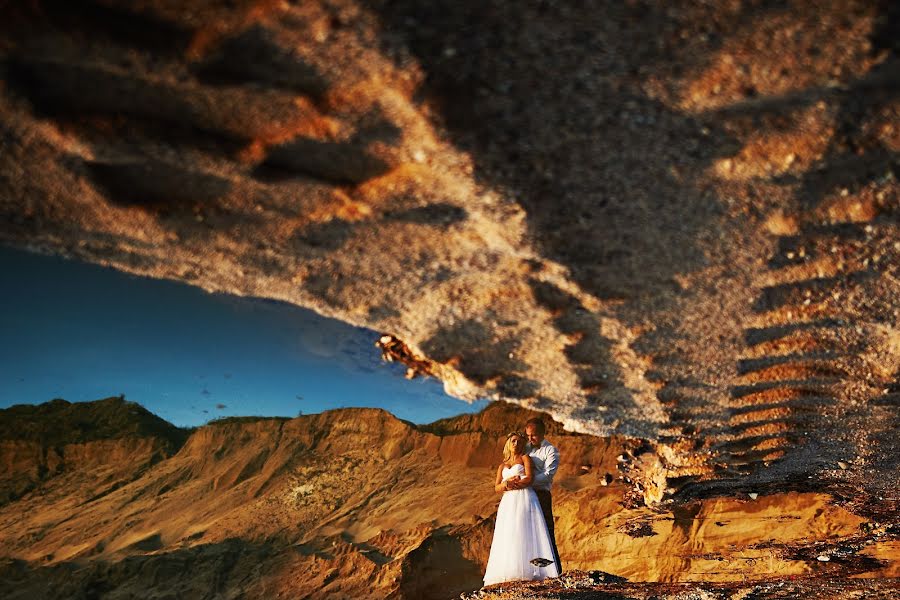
[525,417,546,434]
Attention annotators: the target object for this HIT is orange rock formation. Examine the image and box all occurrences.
[1,398,897,599]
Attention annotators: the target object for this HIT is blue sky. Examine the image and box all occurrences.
[0,245,487,427]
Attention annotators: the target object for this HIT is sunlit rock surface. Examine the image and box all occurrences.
[0,1,898,595]
[1,398,897,599]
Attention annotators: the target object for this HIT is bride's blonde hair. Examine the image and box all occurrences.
[502,432,524,464]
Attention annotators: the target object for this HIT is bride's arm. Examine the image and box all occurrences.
[494,465,509,493]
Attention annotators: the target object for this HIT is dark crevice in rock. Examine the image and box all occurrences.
[382,203,468,226]
[192,24,330,97]
[259,136,394,185]
[85,160,233,210]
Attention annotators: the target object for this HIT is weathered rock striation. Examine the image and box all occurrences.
[0,0,898,549]
[0,396,187,506]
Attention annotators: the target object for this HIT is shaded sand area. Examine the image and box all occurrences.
[1,398,897,598]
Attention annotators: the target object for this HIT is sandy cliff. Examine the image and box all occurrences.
[0,397,186,506]
[1,398,897,599]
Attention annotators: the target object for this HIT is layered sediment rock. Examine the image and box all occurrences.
[0,396,186,506]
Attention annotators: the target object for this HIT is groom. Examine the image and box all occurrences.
[510,417,561,574]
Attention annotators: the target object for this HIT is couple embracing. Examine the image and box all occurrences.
[483,417,562,587]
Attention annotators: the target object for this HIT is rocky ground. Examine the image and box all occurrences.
[467,571,900,600]
[0,0,898,596]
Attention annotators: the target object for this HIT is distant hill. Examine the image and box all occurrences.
[419,400,574,436]
[0,396,189,506]
[0,395,189,449]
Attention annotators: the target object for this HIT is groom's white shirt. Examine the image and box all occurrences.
[527,439,559,492]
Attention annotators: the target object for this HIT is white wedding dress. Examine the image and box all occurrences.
[483,463,560,586]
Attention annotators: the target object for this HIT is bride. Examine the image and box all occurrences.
[483,432,561,586]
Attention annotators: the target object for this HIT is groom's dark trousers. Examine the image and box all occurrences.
[534,490,562,574]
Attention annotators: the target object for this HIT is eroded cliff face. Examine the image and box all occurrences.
[0,397,186,506]
[1,399,896,599]
[0,0,898,571]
